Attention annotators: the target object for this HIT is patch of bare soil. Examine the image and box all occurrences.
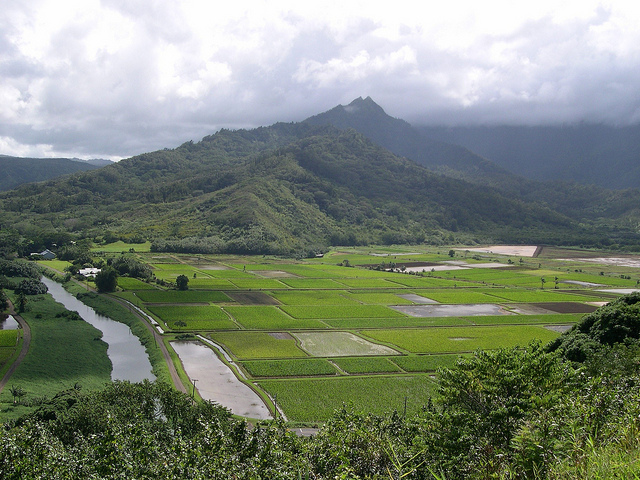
[360,261,440,268]
[268,332,293,340]
[533,302,598,314]
[544,325,573,333]
[256,270,299,278]
[145,302,209,307]
[226,291,280,305]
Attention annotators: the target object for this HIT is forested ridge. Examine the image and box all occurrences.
[1,121,636,257]
[1,294,638,479]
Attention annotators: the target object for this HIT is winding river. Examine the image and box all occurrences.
[41,277,155,382]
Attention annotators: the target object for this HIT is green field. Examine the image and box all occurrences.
[9,245,634,424]
[258,375,438,422]
[241,358,337,377]
[209,331,308,359]
[363,325,560,354]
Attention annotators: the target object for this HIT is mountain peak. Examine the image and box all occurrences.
[344,96,385,114]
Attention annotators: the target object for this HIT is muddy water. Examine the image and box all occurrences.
[171,340,272,420]
[41,277,155,383]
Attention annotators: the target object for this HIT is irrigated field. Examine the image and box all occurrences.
[115,246,637,423]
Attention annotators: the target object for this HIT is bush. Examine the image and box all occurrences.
[15,278,48,295]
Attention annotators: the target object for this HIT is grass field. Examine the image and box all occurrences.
[0,292,112,420]
[241,358,337,377]
[362,325,560,354]
[258,375,438,422]
[209,331,308,359]
[7,244,636,424]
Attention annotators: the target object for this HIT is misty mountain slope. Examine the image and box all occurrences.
[0,124,592,254]
[0,156,104,192]
[303,97,521,188]
[419,124,640,189]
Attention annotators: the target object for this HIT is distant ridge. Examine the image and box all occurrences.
[419,124,640,190]
[304,97,519,188]
[0,156,107,192]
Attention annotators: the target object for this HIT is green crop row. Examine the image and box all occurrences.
[362,325,560,354]
[241,358,337,377]
[136,290,231,303]
[331,357,401,374]
[281,304,405,319]
[258,375,437,422]
[209,331,307,359]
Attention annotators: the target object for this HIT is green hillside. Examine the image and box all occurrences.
[0,156,103,192]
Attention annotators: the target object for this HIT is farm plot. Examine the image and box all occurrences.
[225,306,328,330]
[281,304,406,319]
[363,325,560,354]
[209,331,307,359]
[345,292,415,305]
[271,291,359,306]
[187,277,236,289]
[484,289,605,303]
[331,357,402,374]
[391,303,511,317]
[241,358,337,377]
[117,277,157,290]
[334,278,400,288]
[390,354,463,372]
[385,276,469,288]
[229,278,288,289]
[411,288,505,304]
[147,305,238,330]
[324,316,473,329]
[258,375,437,422]
[279,278,346,289]
[135,290,231,303]
[293,331,400,357]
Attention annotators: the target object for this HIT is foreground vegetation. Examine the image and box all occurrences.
[0,294,638,478]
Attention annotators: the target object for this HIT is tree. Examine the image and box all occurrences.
[9,385,25,405]
[16,292,28,313]
[448,249,455,258]
[176,274,189,291]
[94,267,118,293]
[0,288,7,311]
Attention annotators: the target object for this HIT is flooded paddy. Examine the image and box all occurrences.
[0,315,19,330]
[293,331,400,357]
[391,303,512,317]
[461,246,539,257]
[171,340,272,419]
[397,294,439,304]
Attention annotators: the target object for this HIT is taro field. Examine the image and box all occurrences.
[111,246,639,423]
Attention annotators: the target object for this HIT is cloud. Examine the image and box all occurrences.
[1,0,640,159]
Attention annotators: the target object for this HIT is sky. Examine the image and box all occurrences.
[2,0,640,160]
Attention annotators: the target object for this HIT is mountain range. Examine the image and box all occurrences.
[1,98,638,255]
[0,156,111,192]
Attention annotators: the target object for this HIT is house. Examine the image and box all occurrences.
[78,267,101,278]
[30,249,56,260]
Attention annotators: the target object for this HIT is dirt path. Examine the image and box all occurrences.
[108,295,187,394]
[0,301,31,393]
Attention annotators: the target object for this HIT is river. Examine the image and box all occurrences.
[41,277,155,383]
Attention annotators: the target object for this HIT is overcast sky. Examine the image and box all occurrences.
[2,0,640,160]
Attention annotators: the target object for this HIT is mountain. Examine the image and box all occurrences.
[304,97,520,188]
[303,98,640,230]
[0,156,107,192]
[418,124,640,190]
[1,122,609,256]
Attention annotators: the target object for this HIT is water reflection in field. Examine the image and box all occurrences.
[171,340,272,420]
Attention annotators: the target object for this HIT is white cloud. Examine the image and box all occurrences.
[1,0,639,158]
